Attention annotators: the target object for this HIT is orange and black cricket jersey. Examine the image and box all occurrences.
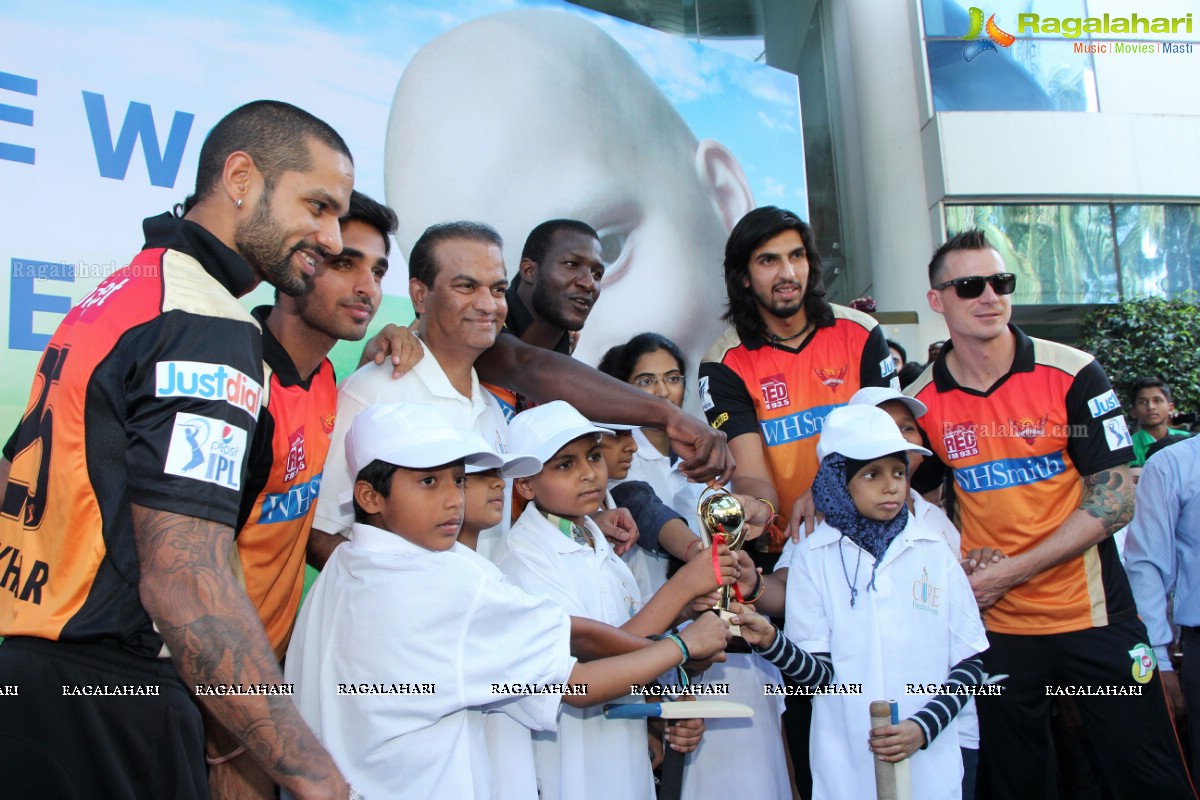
[908,325,1136,635]
[0,214,263,657]
[233,308,336,661]
[699,305,894,541]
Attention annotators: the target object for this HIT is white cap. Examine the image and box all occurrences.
[345,403,503,477]
[848,386,927,418]
[466,450,542,479]
[817,404,931,462]
[594,422,639,432]
[508,401,612,463]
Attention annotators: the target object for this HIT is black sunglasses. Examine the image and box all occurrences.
[933,272,1016,299]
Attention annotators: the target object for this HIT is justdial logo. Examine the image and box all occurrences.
[960,7,1015,61]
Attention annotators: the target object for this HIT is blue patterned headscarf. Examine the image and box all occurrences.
[811,453,909,605]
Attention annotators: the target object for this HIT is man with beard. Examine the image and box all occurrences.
[485,220,604,419]
[699,206,895,550]
[0,101,353,800]
[204,191,397,798]
[698,206,894,796]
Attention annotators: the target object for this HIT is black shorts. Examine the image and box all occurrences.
[0,637,205,800]
[976,616,1195,799]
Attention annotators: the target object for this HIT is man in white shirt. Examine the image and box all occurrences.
[313,221,513,557]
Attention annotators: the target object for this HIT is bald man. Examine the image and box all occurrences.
[384,8,755,373]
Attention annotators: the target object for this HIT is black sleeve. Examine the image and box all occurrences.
[753,631,834,687]
[698,360,760,441]
[858,324,897,389]
[609,481,685,554]
[909,655,985,749]
[122,313,264,528]
[1064,359,1133,475]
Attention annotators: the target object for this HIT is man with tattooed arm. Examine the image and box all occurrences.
[905,230,1193,799]
[0,101,354,800]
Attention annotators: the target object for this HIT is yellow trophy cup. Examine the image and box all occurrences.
[696,487,746,635]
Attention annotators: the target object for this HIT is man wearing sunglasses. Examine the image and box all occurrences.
[907,230,1193,798]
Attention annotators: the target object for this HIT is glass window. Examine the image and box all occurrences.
[923,0,1098,112]
[945,203,1200,305]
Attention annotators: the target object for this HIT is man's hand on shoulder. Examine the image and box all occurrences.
[358,322,424,378]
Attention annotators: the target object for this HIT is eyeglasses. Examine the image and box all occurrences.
[632,374,686,389]
[933,272,1016,299]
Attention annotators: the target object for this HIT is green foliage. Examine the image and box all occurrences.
[1079,294,1200,414]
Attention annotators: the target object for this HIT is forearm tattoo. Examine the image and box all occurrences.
[1080,467,1135,538]
[131,505,329,785]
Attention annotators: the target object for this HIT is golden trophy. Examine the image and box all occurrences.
[696,487,746,635]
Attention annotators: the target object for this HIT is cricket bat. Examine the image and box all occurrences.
[602,700,754,720]
[869,700,913,800]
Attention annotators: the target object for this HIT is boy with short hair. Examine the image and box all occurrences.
[1130,377,1188,467]
[734,404,989,800]
[497,401,740,800]
[285,402,732,798]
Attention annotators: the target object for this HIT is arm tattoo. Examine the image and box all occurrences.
[131,504,334,786]
[1080,466,1135,538]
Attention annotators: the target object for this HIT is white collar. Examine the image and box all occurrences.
[516,503,609,556]
[632,428,668,461]
[807,514,941,568]
[348,521,469,557]
[410,339,484,405]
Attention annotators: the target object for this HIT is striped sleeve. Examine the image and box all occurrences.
[909,656,985,749]
[753,630,833,687]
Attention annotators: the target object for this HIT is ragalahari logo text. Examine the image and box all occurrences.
[961,7,1015,61]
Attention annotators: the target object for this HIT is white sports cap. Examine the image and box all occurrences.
[466,450,543,479]
[346,402,503,477]
[508,401,613,464]
[593,422,639,432]
[817,404,932,462]
[848,386,927,418]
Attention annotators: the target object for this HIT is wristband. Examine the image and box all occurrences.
[665,632,690,665]
[684,537,704,561]
[744,572,765,603]
[756,497,777,526]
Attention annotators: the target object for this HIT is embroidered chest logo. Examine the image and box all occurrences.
[943,422,980,461]
[1008,414,1048,445]
[283,426,307,483]
[814,365,847,391]
[912,567,941,615]
[320,413,336,438]
[760,373,790,411]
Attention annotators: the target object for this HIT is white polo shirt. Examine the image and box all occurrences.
[284,523,575,799]
[784,515,988,800]
[312,340,511,555]
[495,503,655,800]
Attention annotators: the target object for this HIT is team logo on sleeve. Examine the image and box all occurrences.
[880,357,896,378]
[814,365,847,390]
[698,376,714,412]
[156,361,262,418]
[943,421,980,461]
[1103,416,1132,451]
[283,426,307,483]
[321,413,336,437]
[1008,415,1048,445]
[760,373,790,410]
[164,412,248,491]
[1088,390,1120,418]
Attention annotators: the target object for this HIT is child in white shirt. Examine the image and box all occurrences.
[496,401,740,800]
[734,404,989,800]
[286,402,732,799]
